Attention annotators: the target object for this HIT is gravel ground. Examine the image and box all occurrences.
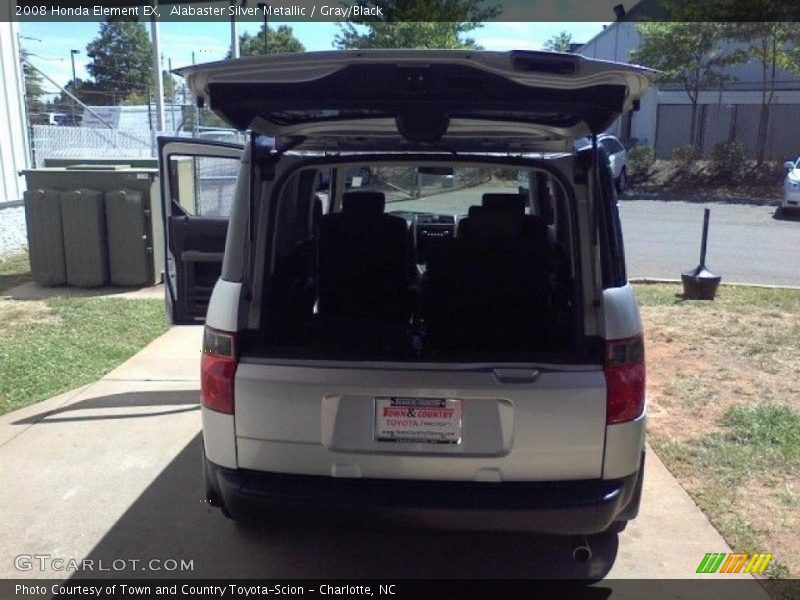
[0,206,27,257]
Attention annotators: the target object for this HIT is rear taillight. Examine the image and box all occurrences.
[604,335,646,424]
[201,327,237,414]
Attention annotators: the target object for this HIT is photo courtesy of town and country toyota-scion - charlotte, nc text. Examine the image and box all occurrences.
[16,3,384,18]
[15,583,394,597]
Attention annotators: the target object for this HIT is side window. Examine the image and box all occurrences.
[168,155,241,217]
[597,152,627,287]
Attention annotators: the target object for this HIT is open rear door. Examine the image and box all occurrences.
[158,137,244,324]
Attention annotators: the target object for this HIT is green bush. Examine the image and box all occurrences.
[672,143,700,168]
[627,145,656,176]
[710,141,747,179]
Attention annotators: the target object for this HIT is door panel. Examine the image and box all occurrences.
[158,138,244,324]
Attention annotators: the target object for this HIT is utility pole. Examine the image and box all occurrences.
[150,0,165,133]
[230,0,240,59]
[69,49,79,124]
[258,3,269,54]
[167,57,176,132]
[190,52,198,138]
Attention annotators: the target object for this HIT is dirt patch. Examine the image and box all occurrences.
[628,159,785,203]
[639,285,800,583]
[0,298,59,331]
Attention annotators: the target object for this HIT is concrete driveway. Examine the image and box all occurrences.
[0,327,770,597]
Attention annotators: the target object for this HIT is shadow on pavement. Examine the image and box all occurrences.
[772,207,800,221]
[75,435,619,580]
[12,391,199,425]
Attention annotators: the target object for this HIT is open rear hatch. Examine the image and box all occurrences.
[176,50,656,152]
[185,51,653,483]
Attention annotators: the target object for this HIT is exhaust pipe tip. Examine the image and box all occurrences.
[572,545,592,563]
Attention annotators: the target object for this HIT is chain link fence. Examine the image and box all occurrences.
[29,125,246,168]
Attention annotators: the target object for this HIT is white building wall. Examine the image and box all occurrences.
[633,89,658,145]
[0,15,30,204]
[577,21,800,154]
[578,23,654,141]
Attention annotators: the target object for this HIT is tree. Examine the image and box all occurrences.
[238,25,305,56]
[544,31,573,53]
[632,21,741,152]
[334,0,501,50]
[723,22,800,164]
[685,0,800,163]
[162,69,177,103]
[20,49,45,115]
[85,21,152,104]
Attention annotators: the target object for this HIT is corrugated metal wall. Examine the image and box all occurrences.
[0,18,30,205]
[655,103,800,160]
[654,105,692,156]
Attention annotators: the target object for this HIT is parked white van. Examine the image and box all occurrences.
[159,50,655,538]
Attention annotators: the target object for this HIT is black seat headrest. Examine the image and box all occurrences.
[482,193,526,214]
[468,210,525,239]
[342,191,385,216]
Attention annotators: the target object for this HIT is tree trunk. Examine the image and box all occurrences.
[690,101,698,152]
[756,104,769,165]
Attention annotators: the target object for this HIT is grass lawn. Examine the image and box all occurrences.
[0,249,32,293]
[0,251,168,415]
[637,284,800,590]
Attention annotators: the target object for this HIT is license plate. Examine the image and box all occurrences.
[374,397,462,444]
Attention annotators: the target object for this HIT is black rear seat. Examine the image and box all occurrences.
[423,193,557,354]
[317,191,411,324]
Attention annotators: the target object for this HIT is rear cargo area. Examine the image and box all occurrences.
[243,161,588,364]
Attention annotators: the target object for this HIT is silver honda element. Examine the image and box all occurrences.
[158,50,655,536]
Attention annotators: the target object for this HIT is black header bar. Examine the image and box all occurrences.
[8,0,800,23]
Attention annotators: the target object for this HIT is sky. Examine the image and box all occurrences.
[19,20,608,99]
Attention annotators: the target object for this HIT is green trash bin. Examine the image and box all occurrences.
[105,189,149,286]
[61,188,109,287]
[23,188,66,286]
[22,165,162,286]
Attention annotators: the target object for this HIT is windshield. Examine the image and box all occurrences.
[344,166,531,216]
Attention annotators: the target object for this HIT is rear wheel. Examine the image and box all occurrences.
[614,454,645,528]
[202,447,239,520]
[605,520,628,534]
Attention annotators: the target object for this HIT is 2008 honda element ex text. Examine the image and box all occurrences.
[159,50,655,535]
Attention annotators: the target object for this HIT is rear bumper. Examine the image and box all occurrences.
[783,185,800,208]
[205,459,642,535]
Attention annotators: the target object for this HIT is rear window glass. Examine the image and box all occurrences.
[344,166,531,216]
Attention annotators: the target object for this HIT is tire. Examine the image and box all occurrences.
[605,520,628,534]
[616,454,645,524]
[202,446,242,521]
[616,167,628,194]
